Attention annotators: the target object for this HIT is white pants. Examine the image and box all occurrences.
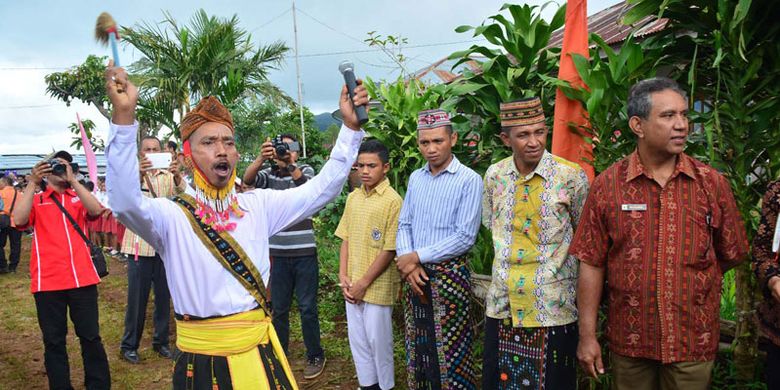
[345,301,395,389]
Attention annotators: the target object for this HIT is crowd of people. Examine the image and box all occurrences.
[2,61,779,390]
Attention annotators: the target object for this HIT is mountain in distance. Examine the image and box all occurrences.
[314,112,340,131]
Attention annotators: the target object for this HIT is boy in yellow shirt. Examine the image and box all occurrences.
[336,139,402,390]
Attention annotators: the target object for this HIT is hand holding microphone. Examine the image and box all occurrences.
[339,60,369,131]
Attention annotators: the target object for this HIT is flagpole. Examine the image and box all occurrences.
[291,0,307,158]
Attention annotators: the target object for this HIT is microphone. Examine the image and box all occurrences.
[338,60,368,125]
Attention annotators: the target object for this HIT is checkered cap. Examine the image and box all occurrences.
[417,109,452,130]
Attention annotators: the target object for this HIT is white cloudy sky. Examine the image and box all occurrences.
[0,0,620,154]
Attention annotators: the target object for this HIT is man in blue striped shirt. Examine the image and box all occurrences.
[396,108,482,390]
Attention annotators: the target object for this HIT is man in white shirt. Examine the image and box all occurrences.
[104,60,368,389]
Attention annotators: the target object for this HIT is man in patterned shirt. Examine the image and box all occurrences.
[481,97,589,389]
[119,136,185,364]
[571,77,748,390]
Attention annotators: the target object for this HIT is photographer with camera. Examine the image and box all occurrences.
[12,151,111,390]
[242,134,327,379]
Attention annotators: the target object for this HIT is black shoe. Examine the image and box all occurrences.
[0,267,9,274]
[120,349,140,364]
[153,344,173,359]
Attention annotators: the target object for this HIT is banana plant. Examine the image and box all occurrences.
[362,76,446,195]
[444,2,566,175]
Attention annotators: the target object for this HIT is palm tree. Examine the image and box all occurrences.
[121,9,291,136]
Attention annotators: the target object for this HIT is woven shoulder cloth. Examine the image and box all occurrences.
[172,194,270,315]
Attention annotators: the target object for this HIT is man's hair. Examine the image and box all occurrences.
[141,136,162,149]
[84,181,95,192]
[627,77,687,120]
[1,175,12,186]
[167,140,178,151]
[280,133,297,142]
[358,139,390,164]
[51,150,73,162]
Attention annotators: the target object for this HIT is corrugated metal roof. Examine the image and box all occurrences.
[1,154,107,176]
[411,0,668,84]
[547,1,668,47]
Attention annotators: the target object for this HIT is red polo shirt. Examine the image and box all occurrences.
[16,187,101,293]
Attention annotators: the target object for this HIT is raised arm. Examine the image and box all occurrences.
[250,81,369,235]
[255,124,364,235]
[103,60,166,250]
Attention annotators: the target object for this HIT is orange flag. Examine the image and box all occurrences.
[551,0,595,181]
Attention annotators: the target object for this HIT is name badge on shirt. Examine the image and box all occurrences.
[621,204,647,211]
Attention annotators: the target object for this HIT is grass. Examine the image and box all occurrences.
[0,231,767,389]
[0,234,364,389]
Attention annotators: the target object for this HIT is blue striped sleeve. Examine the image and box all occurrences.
[417,170,483,263]
[395,170,417,256]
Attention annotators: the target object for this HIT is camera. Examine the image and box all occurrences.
[272,135,300,158]
[49,160,79,176]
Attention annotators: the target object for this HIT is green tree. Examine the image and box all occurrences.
[45,55,112,120]
[67,118,104,152]
[121,9,292,138]
[44,55,176,140]
[231,98,324,175]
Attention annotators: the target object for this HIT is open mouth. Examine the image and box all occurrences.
[213,161,231,177]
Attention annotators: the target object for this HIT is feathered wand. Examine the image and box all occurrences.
[95,12,121,67]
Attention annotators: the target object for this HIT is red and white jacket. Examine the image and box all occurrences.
[16,188,101,293]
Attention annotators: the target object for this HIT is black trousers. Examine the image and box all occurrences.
[0,226,22,270]
[120,254,171,351]
[34,284,111,390]
[768,342,780,389]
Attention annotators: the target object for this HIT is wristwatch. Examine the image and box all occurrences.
[286,164,297,173]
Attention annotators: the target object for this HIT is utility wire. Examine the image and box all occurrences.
[0,67,69,71]
[251,7,292,32]
[295,7,366,45]
[0,104,60,110]
[298,38,486,58]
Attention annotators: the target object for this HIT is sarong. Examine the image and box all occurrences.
[482,318,578,390]
[403,256,476,389]
[173,308,297,390]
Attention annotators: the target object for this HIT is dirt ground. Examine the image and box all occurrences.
[0,235,362,389]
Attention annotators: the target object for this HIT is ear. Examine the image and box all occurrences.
[450,130,458,146]
[382,163,390,174]
[629,116,644,139]
[499,131,511,147]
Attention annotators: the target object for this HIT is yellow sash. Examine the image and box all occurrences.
[176,310,298,390]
